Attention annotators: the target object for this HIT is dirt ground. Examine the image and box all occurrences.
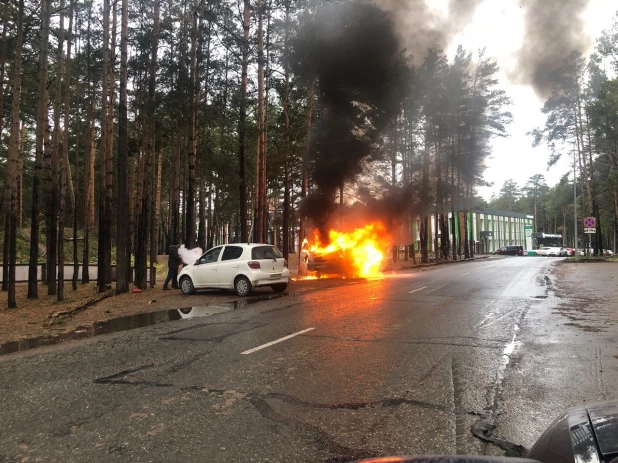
[550,260,618,332]
[0,252,486,348]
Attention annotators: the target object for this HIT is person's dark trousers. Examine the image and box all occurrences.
[163,266,179,289]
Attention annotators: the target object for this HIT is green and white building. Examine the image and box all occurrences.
[417,208,535,254]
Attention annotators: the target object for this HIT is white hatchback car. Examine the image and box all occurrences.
[177,243,290,297]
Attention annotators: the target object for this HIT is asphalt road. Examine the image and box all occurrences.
[1,256,616,463]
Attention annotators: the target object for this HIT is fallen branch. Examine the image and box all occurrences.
[48,291,114,320]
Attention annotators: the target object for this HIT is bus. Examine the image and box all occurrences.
[531,233,563,249]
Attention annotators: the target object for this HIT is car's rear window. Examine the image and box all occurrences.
[252,246,282,260]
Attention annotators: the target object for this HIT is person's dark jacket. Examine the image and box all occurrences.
[168,245,181,267]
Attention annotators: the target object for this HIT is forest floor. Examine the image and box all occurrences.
[0,252,488,348]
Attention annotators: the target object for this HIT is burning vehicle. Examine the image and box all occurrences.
[300,221,391,279]
[306,250,354,277]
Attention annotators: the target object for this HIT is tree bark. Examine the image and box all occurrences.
[238,0,250,242]
[27,0,51,298]
[135,0,160,290]
[5,0,24,308]
[72,2,80,291]
[281,0,291,259]
[48,0,66,297]
[151,150,163,287]
[58,0,74,301]
[255,0,265,243]
[186,0,198,249]
[97,0,110,292]
[298,81,314,255]
[116,0,129,294]
[0,0,9,137]
[82,109,95,284]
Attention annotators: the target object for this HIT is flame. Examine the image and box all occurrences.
[306,221,391,278]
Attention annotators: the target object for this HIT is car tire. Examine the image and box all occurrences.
[235,276,252,297]
[180,276,196,295]
[271,283,287,293]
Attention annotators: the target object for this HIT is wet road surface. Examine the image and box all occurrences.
[1,256,617,462]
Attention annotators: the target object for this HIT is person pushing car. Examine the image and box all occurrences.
[163,243,181,290]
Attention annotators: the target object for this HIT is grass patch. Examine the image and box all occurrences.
[566,255,618,263]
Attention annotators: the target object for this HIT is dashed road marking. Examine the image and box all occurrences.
[408,286,427,294]
[240,328,315,355]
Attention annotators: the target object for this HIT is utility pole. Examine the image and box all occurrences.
[573,149,578,256]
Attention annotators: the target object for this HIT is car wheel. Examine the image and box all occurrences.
[180,276,195,295]
[271,283,287,293]
[235,276,252,297]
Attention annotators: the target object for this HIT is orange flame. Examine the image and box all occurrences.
[309,221,391,278]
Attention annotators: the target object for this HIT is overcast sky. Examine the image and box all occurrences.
[432,0,617,200]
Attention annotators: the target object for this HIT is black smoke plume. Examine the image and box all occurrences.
[513,0,592,97]
[375,0,593,97]
[294,1,407,238]
[374,0,484,61]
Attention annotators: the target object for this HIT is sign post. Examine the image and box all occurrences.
[524,224,533,254]
[583,217,596,255]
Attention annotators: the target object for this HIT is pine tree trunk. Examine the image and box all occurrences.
[82,112,95,284]
[282,1,291,258]
[238,0,250,242]
[5,0,24,308]
[0,0,9,137]
[172,134,181,245]
[116,0,129,294]
[127,156,136,282]
[186,0,198,249]
[3,210,9,291]
[72,2,80,291]
[58,0,75,300]
[298,81,314,254]
[136,0,159,290]
[261,2,272,244]
[254,0,265,243]
[103,0,117,283]
[150,150,163,288]
[48,0,66,297]
[97,0,110,292]
[198,180,206,248]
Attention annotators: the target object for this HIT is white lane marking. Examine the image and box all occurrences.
[427,282,450,294]
[408,286,427,294]
[240,328,315,355]
[461,272,470,276]
[480,307,520,328]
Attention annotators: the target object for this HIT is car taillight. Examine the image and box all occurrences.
[248,261,261,269]
[284,259,288,268]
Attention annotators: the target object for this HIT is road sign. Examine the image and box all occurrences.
[584,217,596,228]
[584,227,596,234]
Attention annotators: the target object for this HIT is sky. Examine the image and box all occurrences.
[431,0,617,200]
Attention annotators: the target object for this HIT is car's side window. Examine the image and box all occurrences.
[199,247,222,265]
[221,246,243,261]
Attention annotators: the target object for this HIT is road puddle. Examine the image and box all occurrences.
[0,294,286,356]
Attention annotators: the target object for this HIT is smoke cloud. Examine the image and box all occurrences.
[373,0,484,61]
[178,245,203,265]
[294,0,407,239]
[512,0,591,97]
[374,0,593,97]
